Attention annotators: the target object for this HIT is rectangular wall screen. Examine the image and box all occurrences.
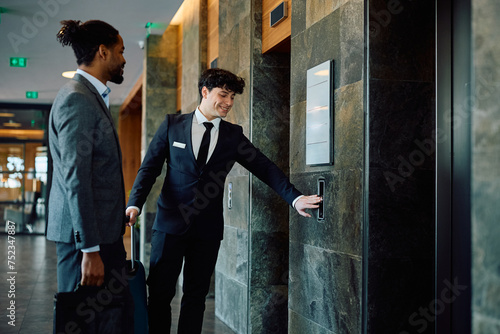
[306,60,333,166]
[270,2,287,27]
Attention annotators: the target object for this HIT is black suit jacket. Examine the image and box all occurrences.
[127,111,302,240]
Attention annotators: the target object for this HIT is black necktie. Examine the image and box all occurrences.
[197,122,214,169]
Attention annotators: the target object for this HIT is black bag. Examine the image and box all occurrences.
[53,284,134,334]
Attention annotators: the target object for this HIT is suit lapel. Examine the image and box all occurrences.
[205,119,232,170]
[73,74,113,122]
[184,111,230,171]
[73,74,122,162]
[210,120,225,163]
[184,112,197,166]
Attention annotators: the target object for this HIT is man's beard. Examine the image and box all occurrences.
[109,66,124,84]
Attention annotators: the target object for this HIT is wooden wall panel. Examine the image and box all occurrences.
[118,76,142,203]
[177,23,183,112]
[207,0,219,66]
[262,0,291,53]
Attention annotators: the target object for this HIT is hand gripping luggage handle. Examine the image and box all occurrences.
[126,215,136,270]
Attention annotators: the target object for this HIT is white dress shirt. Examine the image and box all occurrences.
[76,69,111,108]
[192,107,220,161]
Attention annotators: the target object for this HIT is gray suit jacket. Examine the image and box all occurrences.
[47,74,126,249]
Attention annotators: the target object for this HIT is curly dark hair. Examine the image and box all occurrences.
[198,68,245,101]
[56,20,119,66]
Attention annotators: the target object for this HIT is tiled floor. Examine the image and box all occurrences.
[0,234,234,334]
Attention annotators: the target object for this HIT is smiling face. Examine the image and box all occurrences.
[199,86,236,120]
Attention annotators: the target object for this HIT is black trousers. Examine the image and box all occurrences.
[147,228,221,334]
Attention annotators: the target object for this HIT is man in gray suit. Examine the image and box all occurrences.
[47,20,128,293]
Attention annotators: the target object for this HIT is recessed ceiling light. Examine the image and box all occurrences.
[62,71,76,79]
[3,121,22,127]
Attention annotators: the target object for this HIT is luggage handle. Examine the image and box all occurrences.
[126,216,136,270]
[130,224,136,270]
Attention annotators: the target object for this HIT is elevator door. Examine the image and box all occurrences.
[436,0,472,332]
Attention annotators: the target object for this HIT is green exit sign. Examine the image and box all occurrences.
[10,57,27,67]
[26,91,38,99]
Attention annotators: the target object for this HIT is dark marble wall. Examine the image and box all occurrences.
[216,0,294,332]
[248,36,292,334]
[216,1,251,331]
[289,0,364,333]
[367,0,435,332]
[141,30,178,272]
[180,0,207,113]
[471,0,500,332]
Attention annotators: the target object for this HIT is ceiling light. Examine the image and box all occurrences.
[62,71,76,78]
[0,113,15,117]
[4,120,22,127]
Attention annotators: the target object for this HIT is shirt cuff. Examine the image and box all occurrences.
[81,245,100,253]
[127,206,141,215]
[292,195,304,209]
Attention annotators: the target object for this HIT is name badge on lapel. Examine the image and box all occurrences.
[173,141,186,149]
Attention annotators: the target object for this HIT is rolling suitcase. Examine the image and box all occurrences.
[127,226,149,333]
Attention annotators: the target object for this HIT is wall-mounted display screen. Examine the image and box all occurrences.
[306,60,333,166]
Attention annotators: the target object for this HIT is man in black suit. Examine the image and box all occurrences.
[126,68,321,333]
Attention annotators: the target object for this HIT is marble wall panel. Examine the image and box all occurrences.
[216,0,254,331]
[288,309,335,334]
[216,225,248,284]
[472,0,500,331]
[289,1,364,332]
[289,241,362,333]
[306,0,349,29]
[180,0,205,113]
[290,170,362,256]
[141,31,178,273]
[250,285,288,333]
[339,0,364,87]
[223,175,249,230]
[215,272,248,333]
[247,3,294,330]
[290,11,340,106]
